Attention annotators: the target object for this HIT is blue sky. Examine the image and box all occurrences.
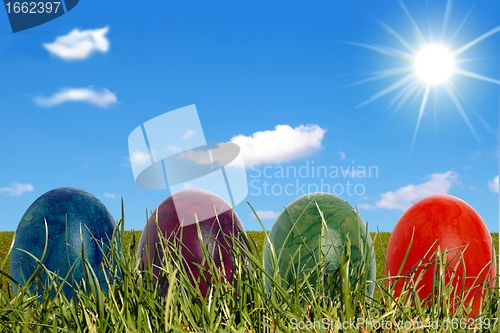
[0,0,499,232]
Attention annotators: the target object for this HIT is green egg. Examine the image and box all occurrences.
[263,192,376,297]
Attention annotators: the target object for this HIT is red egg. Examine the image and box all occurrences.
[386,194,496,316]
[137,189,246,297]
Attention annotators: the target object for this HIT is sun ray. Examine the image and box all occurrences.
[453,25,500,55]
[376,19,420,54]
[398,0,427,47]
[449,84,495,134]
[444,82,480,142]
[440,0,453,42]
[470,108,495,134]
[410,84,431,153]
[356,73,415,109]
[346,67,412,87]
[393,82,422,114]
[389,80,416,108]
[341,41,414,59]
[432,88,442,133]
[410,82,426,105]
[446,2,476,48]
[454,68,500,85]
[426,6,435,44]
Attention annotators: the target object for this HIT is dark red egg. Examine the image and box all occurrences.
[386,194,496,316]
[137,189,246,297]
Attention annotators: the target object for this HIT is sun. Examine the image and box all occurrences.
[415,45,455,84]
[347,0,500,151]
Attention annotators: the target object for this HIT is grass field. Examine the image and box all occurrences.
[1,228,499,332]
[0,230,427,288]
[2,231,498,280]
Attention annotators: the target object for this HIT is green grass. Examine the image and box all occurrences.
[4,231,497,281]
[1,220,499,332]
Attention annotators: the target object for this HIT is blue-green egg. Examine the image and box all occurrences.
[10,187,118,299]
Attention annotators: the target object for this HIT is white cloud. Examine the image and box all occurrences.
[130,150,152,167]
[359,171,457,211]
[43,26,110,60]
[252,210,281,219]
[230,124,326,167]
[488,176,499,193]
[166,145,182,153]
[182,130,196,139]
[104,193,117,198]
[177,149,212,166]
[0,183,34,197]
[34,87,118,108]
[338,151,346,161]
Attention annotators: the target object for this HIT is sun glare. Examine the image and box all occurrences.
[415,45,455,84]
[348,0,500,151]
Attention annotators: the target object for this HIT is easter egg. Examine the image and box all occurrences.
[10,187,118,299]
[386,194,496,316]
[263,192,376,297]
[137,188,246,297]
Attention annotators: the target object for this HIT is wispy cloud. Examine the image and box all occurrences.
[338,151,346,161]
[104,193,117,199]
[231,124,326,167]
[358,171,457,211]
[166,145,182,153]
[252,210,281,219]
[182,130,196,139]
[43,26,110,60]
[34,86,118,108]
[488,175,499,193]
[469,150,482,159]
[0,183,34,197]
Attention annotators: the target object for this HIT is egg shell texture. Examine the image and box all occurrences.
[10,187,117,298]
[137,188,246,297]
[264,192,376,296]
[386,194,496,316]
